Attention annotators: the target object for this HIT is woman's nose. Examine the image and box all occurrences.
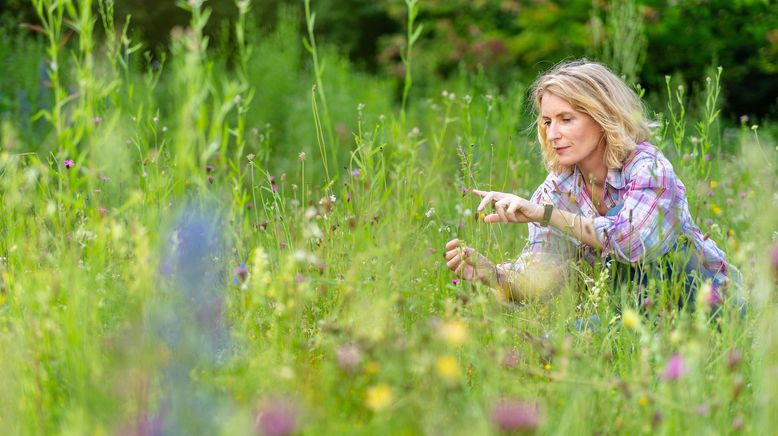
[547,122,560,140]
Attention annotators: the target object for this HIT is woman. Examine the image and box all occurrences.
[444,60,730,307]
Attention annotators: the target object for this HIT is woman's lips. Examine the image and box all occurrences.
[554,146,571,154]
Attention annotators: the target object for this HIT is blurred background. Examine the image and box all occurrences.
[2,0,777,120]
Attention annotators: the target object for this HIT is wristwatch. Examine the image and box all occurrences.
[540,203,553,227]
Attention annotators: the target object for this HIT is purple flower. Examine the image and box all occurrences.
[452,278,460,285]
[94,116,103,124]
[64,159,75,169]
[351,169,361,177]
[255,400,297,436]
[738,191,747,200]
[271,185,279,192]
[490,399,541,433]
[234,264,248,283]
[662,354,686,381]
[460,187,470,196]
[269,175,276,183]
[205,165,214,173]
[336,344,362,372]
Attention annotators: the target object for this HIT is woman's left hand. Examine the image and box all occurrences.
[473,189,544,224]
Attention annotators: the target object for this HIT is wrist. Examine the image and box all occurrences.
[539,203,553,226]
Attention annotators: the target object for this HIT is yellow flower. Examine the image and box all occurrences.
[543,363,552,371]
[622,309,640,330]
[365,383,394,411]
[438,319,469,347]
[435,355,461,383]
[638,395,650,407]
[709,180,718,189]
[364,361,380,376]
[710,204,722,215]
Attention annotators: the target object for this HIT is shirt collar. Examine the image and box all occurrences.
[553,166,625,194]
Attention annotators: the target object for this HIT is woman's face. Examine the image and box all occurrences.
[540,92,605,170]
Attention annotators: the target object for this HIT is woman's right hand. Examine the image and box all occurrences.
[444,239,496,283]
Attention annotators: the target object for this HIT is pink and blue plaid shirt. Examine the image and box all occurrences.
[514,141,729,299]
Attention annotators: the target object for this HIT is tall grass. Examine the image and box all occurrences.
[0,0,777,434]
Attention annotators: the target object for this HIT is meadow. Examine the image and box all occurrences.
[1,0,777,434]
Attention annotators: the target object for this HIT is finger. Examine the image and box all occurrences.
[472,189,487,197]
[477,192,494,212]
[454,258,466,276]
[445,249,459,261]
[506,200,521,221]
[483,213,502,223]
[447,255,461,271]
[445,238,460,250]
[496,204,509,223]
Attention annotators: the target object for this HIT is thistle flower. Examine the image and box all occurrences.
[336,344,362,372]
[351,169,361,177]
[234,264,248,283]
[255,400,297,436]
[662,354,686,381]
[205,165,214,173]
[490,399,541,433]
[64,159,75,169]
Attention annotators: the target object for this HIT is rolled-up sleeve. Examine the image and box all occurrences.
[593,157,683,263]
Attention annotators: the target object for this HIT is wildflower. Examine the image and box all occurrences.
[279,241,288,249]
[438,319,468,347]
[269,175,276,183]
[739,191,747,200]
[98,207,108,217]
[364,361,380,375]
[255,400,297,436]
[247,153,255,162]
[94,116,103,124]
[709,180,718,189]
[298,152,306,161]
[451,278,460,285]
[731,374,745,400]
[435,355,461,383]
[336,344,362,372]
[351,169,361,177]
[64,159,75,169]
[271,185,279,192]
[662,354,686,381]
[425,208,435,218]
[365,384,393,412]
[710,204,722,215]
[99,174,111,182]
[234,264,248,283]
[490,398,541,433]
[739,115,749,124]
[460,186,469,196]
[206,165,214,173]
[622,309,640,330]
[207,175,214,184]
[638,394,650,407]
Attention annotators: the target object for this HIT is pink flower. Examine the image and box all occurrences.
[490,399,541,433]
[271,185,279,191]
[351,169,361,177]
[662,354,686,381]
[255,400,297,436]
[64,159,75,169]
[94,116,103,124]
[452,278,460,284]
[336,344,362,372]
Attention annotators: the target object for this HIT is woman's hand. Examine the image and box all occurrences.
[444,239,495,283]
[472,189,544,224]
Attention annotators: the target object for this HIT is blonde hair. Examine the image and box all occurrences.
[530,60,653,174]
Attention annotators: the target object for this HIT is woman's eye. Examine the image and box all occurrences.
[562,118,572,123]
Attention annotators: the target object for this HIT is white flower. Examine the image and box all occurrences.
[330,194,336,203]
[425,207,435,218]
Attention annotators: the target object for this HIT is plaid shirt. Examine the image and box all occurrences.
[510,142,729,299]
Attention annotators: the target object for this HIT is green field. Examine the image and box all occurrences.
[1,1,777,434]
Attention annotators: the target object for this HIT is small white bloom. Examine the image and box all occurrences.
[330,194,336,203]
[425,207,435,218]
